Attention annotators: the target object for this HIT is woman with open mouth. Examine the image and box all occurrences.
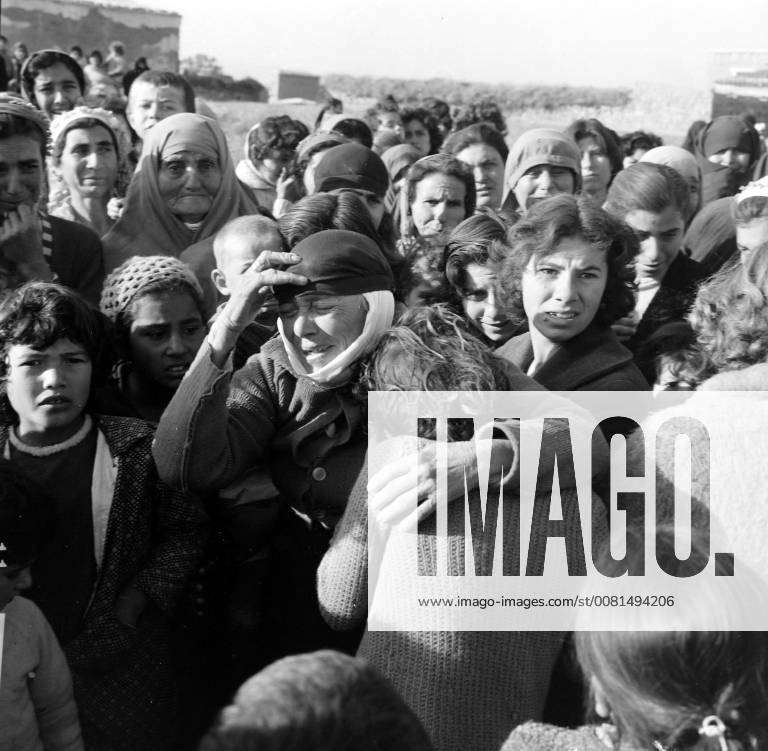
[496,194,648,421]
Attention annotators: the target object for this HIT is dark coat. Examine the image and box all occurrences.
[2,415,208,751]
[46,214,105,306]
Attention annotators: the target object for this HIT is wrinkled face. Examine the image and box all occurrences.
[522,236,608,344]
[5,338,92,446]
[577,135,612,201]
[128,290,206,391]
[403,118,431,157]
[0,135,43,213]
[513,164,575,212]
[278,293,367,373]
[411,172,467,246]
[736,219,768,264]
[127,82,187,139]
[456,143,505,209]
[459,262,517,344]
[158,150,222,223]
[58,125,118,200]
[623,206,684,282]
[33,63,82,118]
[0,565,32,610]
[707,147,751,174]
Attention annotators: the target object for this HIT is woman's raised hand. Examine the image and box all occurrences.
[208,250,307,364]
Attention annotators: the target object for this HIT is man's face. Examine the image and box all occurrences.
[127,82,188,139]
[32,63,82,118]
[0,135,43,213]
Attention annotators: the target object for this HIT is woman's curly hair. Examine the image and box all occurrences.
[498,194,638,328]
[688,245,768,382]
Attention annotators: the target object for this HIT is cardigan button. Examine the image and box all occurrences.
[312,466,327,481]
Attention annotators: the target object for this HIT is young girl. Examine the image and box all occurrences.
[502,529,768,751]
[0,459,84,751]
[98,255,208,423]
[0,282,208,751]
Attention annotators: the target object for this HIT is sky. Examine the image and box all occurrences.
[137,0,768,91]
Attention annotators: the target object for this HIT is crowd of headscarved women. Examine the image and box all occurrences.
[2,47,768,751]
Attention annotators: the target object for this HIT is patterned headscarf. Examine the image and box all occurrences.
[0,93,50,147]
[102,113,261,272]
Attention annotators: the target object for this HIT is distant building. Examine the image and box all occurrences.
[277,71,321,102]
[2,0,181,71]
[710,50,768,122]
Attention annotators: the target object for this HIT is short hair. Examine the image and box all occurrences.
[0,283,111,421]
[128,70,195,113]
[441,122,509,163]
[88,50,103,64]
[214,215,282,267]
[198,650,434,751]
[422,97,452,132]
[634,320,698,387]
[248,116,308,163]
[688,244,768,381]
[326,117,373,149]
[109,41,125,56]
[443,212,510,305]
[604,162,690,221]
[404,154,476,218]
[565,118,623,178]
[451,98,507,137]
[401,107,442,153]
[0,459,57,566]
[499,194,638,327]
[22,50,85,104]
[69,45,83,57]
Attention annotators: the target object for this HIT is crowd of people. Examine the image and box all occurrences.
[1,37,768,751]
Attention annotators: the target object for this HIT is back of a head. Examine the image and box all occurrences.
[576,526,768,751]
[604,161,690,220]
[198,650,434,751]
[441,122,509,163]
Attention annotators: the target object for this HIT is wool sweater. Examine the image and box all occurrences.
[501,721,614,751]
[0,596,84,751]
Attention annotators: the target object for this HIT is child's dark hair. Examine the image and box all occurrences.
[0,459,57,566]
[0,283,112,421]
[635,321,699,388]
[577,525,768,751]
[198,649,434,751]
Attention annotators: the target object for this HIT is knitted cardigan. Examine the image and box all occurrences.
[501,721,613,751]
[318,367,611,751]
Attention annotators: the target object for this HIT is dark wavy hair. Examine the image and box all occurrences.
[451,98,507,137]
[0,283,113,424]
[248,116,308,163]
[22,50,85,104]
[565,118,623,180]
[443,211,511,307]
[401,107,442,154]
[441,122,509,163]
[499,194,638,327]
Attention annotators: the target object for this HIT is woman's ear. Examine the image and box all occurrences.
[591,676,611,719]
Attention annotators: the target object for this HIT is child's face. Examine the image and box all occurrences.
[0,564,32,610]
[128,290,206,391]
[214,230,282,296]
[5,338,92,446]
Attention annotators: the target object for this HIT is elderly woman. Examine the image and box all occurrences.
[501,129,581,219]
[442,123,509,211]
[443,212,519,347]
[47,105,131,236]
[103,112,261,272]
[0,94,104,303]
[564,118,623,206]
[603,162,706,369]
[497,195,648,406]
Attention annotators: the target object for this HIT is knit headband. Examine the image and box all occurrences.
[49,105,131,165]
[100,255,203,320]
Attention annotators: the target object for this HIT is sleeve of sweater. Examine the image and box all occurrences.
[153,339,278,493]
[27,600,85,751]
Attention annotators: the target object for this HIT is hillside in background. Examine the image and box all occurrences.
[323,74,632,111]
